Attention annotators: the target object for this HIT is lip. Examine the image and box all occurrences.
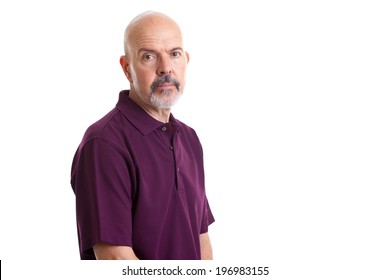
[157,83,174,88]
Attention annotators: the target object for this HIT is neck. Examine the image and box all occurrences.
[129,92,171,123]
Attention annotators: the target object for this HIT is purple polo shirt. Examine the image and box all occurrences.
[71,90,214,260]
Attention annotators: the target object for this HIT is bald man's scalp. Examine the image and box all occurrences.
[123,11,183,57]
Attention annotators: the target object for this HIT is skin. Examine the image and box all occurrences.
[119,11,189,123]
[93,12,213,260]
[200,232,213,260]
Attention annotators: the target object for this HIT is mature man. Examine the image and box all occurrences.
[70,11,215,260]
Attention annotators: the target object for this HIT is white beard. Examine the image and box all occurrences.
[150,89,182,109]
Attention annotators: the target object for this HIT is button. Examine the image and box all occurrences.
[161,126,167,132]
[169,145,174,151]
[177,168,180,172]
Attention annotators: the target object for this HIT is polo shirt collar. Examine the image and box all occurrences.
[116,90,180,135]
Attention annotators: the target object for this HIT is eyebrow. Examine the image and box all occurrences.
[170,47,184,52]
[138,47,184,54]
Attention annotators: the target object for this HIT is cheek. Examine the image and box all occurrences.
[177,66,187,83]
[131,68,154,87]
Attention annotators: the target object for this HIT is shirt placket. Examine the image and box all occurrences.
[161,124,183,193]
[171,126,183,194]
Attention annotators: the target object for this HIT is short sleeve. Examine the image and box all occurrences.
[200,197,215,234]
[71,138,134,259]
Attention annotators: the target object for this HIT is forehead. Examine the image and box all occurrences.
[129,17,183,52]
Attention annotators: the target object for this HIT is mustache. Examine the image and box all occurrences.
[151,75,180,92]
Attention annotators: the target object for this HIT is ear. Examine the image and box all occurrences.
[185,51,190,64]
[119,55,133,83]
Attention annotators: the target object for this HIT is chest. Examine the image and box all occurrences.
[126,126,205,203]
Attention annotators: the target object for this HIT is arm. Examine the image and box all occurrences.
[200,232,213,260]
[93,242,139,260]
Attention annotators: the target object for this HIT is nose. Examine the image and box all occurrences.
[157,55,172,75]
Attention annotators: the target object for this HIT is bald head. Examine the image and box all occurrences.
[119,11,189,116]
[123,11,183,57]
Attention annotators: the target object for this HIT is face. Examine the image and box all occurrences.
[122,16,189,110]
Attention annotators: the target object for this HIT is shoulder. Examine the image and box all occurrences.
[176,119,199,138]
[79,108,126,149]
[82,108,118,138]
[175,118,204,152]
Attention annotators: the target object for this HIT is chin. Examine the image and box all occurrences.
[151,94,181,109]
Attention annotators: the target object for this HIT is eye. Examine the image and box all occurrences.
[142,53,155,61]
[171,51,182,58]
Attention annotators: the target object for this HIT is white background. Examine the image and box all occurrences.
[0,0,389,279]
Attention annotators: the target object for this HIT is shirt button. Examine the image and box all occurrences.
[169,145,174,151]
[161,126,167,132]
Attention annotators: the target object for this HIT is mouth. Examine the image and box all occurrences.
[157,83,174,88]
[151,75,181,93]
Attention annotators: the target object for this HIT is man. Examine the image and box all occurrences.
[70,11,215,260]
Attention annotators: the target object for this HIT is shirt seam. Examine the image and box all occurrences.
[82,109,130,156]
